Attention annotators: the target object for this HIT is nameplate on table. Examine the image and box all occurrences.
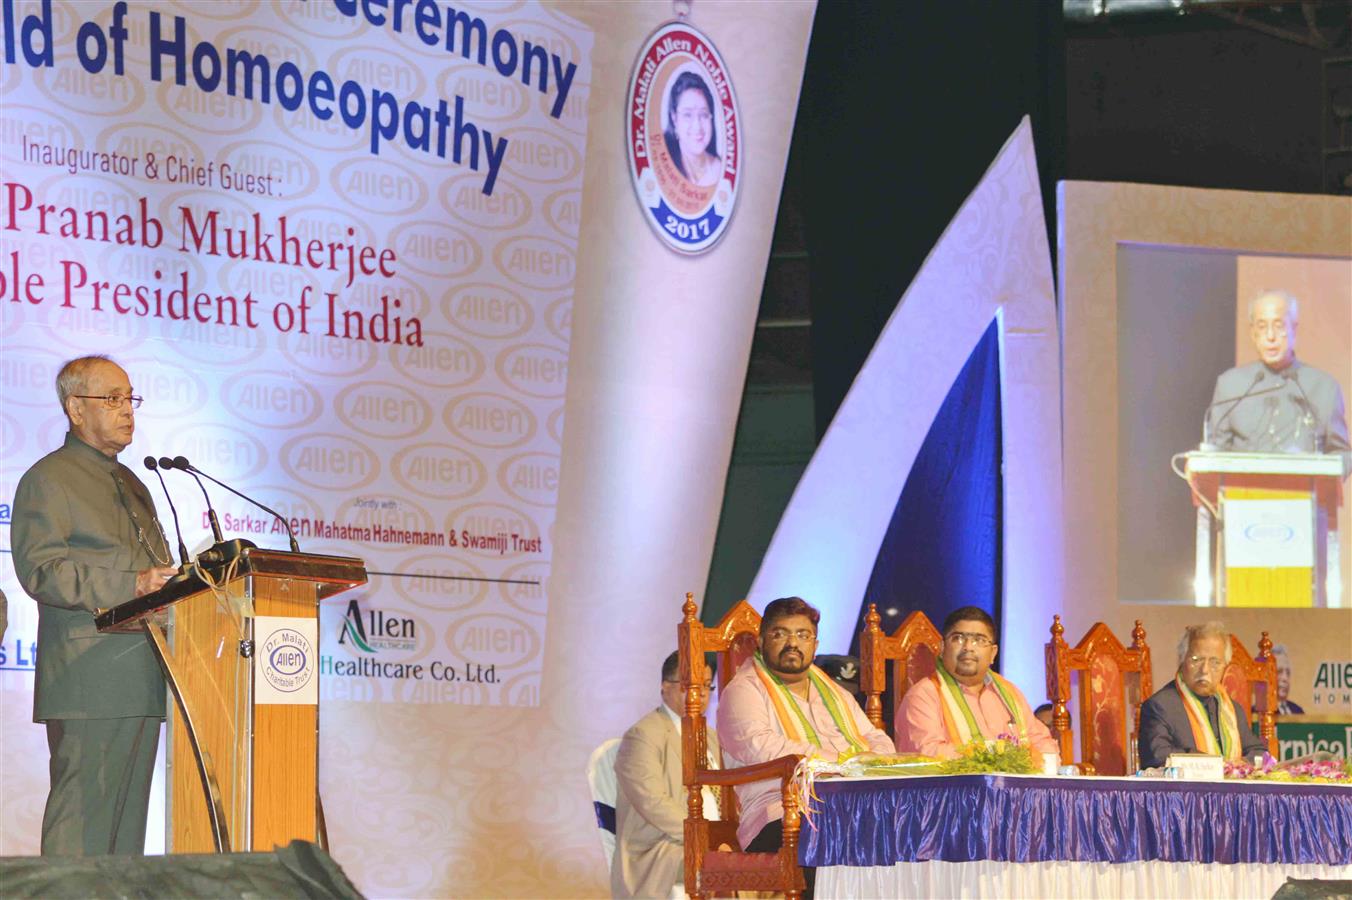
[1165,752,1225,780]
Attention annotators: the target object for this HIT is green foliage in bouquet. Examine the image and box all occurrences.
[937,739,1039,775]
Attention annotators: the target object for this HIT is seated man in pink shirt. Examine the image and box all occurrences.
[717,597,894,895]
[895,605,1058,760]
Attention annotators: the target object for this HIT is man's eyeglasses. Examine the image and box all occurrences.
[765,627,816,643]
[946,631,994,649]
[664,679,714,690]
[1186,655,1225,672]
[73,393,143,409]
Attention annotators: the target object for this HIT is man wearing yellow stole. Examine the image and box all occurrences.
[716,597,893,889]
[1138,622,1266,769]
[894,606,1058,760]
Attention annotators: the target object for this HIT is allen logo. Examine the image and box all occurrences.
[444,392,536,449]
[336,382,430,440]
[444,70,529,120]
[444,283,533,340]
[172,425,266,479]
[332,157,427,216]
[335,48,422,95]
[442,174,531,231]
[501,128,578,182]
[493,236,574,291]
[2,104,78,151]
[224,371,321,429]
[392,333,484,388]
[338,599,416,653]
[39,65,140,115]
[281,432,380,491]
[392,220,481,277]
[162,82,260,130]
[496,343,568,398]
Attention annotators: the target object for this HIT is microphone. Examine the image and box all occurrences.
[172,456,301,553]
[1202,373,1282,448]
[144,456,190,568]
[1283,367,1324,452]
[161,456,224,543]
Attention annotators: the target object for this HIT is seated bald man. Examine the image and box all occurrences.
[894,606,1057,759]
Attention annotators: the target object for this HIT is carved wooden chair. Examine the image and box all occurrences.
[859,604,944,736]
[1045,616,1152,776]
[678,594,806,900]
[1221,631,1279,756]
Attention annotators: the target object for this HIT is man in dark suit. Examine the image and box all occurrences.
[1138,622,1267,769]
[12,355,178,855]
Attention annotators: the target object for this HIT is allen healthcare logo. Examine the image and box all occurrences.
[626,20,741,254]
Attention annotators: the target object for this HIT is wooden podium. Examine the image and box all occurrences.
[1185,451,1346,607]
[96,548,367,853]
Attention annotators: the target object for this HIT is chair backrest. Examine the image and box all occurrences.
[678,593,805,899]
[585,737,621,872]
[1222,631,1278,756]
[678,595,759,831]
[859,605,943,736]
[1045,616,1152,776]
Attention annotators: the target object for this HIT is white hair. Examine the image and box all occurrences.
[1247,290,1299,325]
[1270,643,1292,669]
[55,355,112,411]
[1177,621,1233,668]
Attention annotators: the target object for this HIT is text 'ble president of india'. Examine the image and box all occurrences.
[11,355,178,856]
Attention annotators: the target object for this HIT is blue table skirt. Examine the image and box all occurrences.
[798,774,1352,867]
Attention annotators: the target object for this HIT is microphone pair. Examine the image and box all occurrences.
[143,455,302,568]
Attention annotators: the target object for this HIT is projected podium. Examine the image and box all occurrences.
[1184,451,1347,608]
[97,549,367,853]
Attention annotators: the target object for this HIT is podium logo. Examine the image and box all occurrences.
[338,599,416,653]
[261,628,316,694]
[1242,523,1296,544]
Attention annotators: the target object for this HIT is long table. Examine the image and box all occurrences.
[798,773,1352,898]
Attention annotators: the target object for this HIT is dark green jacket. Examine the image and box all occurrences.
[12,433,168,720]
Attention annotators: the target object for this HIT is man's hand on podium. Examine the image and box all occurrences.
[135,566,179,597]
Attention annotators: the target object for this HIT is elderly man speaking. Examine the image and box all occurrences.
[1138,622,1267,769]
[12,355,178,855]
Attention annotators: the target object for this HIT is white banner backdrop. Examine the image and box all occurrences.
[2,0,818,895]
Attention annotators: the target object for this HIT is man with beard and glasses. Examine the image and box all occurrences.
[894,606,1057,760]
[716,597,892,896]
[1137,622,1266,769]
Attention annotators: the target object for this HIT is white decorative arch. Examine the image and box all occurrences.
[747,118,1064,691]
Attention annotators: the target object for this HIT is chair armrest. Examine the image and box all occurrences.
[692,755,801,788]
